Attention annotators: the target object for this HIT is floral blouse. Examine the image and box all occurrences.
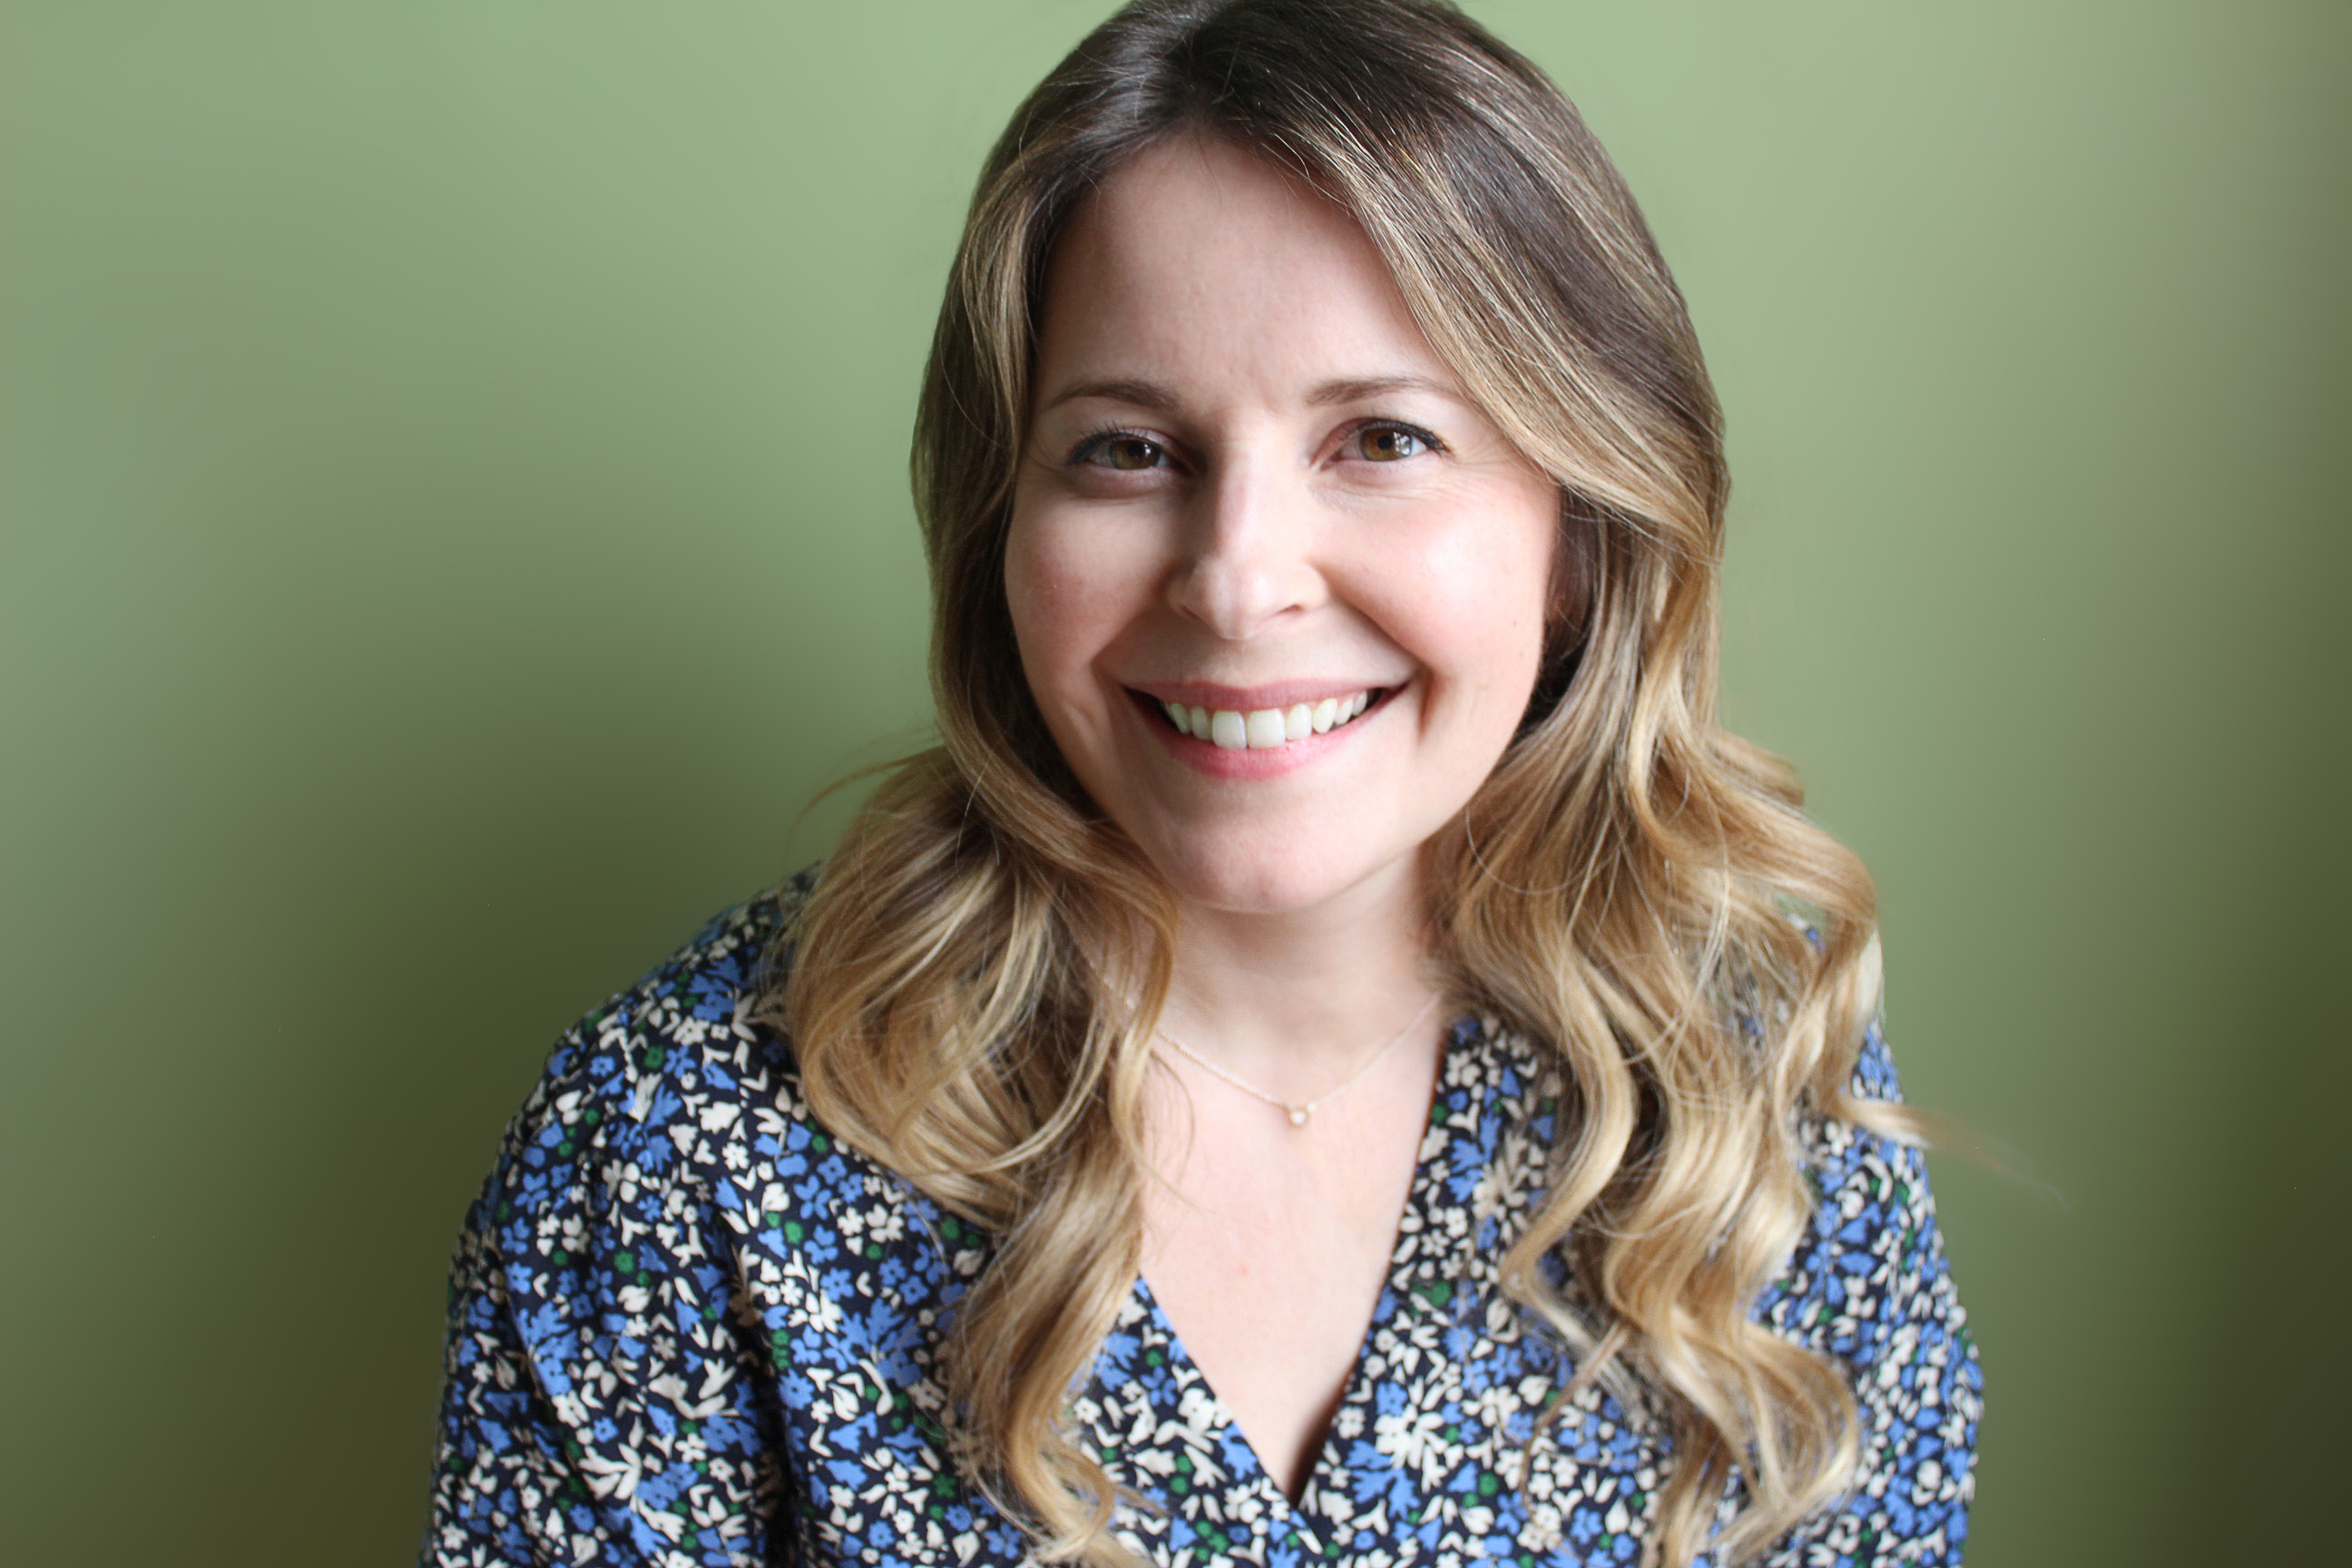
[421,879,1980,1566]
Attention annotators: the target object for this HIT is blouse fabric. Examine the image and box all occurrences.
[421,880,1980,1567]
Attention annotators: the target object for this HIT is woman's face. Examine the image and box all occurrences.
[1004,135,1561,921]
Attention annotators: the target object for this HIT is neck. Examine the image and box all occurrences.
[1154,855,1442,1082]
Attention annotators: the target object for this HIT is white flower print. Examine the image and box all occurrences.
[423,889,1982,1568]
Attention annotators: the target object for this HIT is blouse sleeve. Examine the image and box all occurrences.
[1756,1021,1984,1567]
[419,1013,791,1568]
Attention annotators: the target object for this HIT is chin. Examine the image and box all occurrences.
[1132,829,1412,921]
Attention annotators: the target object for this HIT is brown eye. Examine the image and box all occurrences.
[1082,434,1167,471]
[1355,425,1431,462]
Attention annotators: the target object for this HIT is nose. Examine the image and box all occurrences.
[1165,454,1324,641]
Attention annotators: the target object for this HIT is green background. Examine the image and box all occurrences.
[5,2,2344,1561]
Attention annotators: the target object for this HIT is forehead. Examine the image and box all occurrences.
[1033,134,1446,395]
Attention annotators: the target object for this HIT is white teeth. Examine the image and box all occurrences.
[1166,689,1377,749]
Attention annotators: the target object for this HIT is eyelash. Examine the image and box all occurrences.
[1063,419,1448,471]
[1064,428,1169,472]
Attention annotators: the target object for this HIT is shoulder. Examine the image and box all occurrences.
[470,866,990,1289]
[477,870,834,1238]
[1766,1023,1950,1349]
[1797,1017,1916,1214]
[576,868,807,1080]
[1776,1024,1982,1524]
[430,876,840,1562]
[1753,1030,1982,1557]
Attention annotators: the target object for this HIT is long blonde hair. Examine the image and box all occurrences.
[769,2,1905,1563]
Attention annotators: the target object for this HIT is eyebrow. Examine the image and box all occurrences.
[1044,377,1181,413]
[1041,373,1469,413]
[1304,374,1466,407]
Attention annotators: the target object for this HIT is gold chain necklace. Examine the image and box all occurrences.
[1152,995,1440,1127]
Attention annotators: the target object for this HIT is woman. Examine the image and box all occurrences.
[422,2,1980,1564]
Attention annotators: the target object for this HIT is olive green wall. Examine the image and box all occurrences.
[4,2,2343,1561]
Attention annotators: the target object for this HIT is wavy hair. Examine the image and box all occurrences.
[768,2,1908,1563]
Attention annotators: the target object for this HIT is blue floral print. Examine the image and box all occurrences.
[422,876,1980,1565]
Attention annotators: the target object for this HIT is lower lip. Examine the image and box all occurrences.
[1133,692,1386,780]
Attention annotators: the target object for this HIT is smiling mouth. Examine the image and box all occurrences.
[1133,687,1387,750]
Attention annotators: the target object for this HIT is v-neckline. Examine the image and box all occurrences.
[1119,1014,1498,1528]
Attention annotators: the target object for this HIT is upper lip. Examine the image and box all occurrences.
[1126,679,1397,710]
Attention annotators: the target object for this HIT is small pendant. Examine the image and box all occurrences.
[1287,1105,1309,1127]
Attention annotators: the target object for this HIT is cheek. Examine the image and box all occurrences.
[1401,503,1558,699]
[1003,534,1075,725]
[1002,505,1143,703]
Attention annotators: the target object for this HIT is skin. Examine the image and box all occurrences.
[1004,134,1562,1501]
